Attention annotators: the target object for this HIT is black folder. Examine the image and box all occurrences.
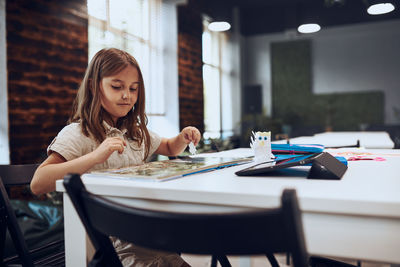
[235,152,348,180]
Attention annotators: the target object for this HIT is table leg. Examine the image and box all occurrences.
[64,193,87,266]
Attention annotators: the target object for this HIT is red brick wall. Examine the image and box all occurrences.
[177,1,204,133]
[6,0,88,164]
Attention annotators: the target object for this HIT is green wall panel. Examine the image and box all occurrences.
[271,40,384,134]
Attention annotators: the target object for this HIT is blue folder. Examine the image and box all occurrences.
[271,143,324,154]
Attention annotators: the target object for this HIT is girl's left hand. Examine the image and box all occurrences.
[180,126,201,146]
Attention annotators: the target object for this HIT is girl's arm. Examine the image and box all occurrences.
[30,137,126,195]
[155,126,201,156]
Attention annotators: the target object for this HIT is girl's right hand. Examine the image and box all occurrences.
[91,137,126,164]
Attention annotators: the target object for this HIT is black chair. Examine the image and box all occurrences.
[63,173,309,267]
[0,164,65,267]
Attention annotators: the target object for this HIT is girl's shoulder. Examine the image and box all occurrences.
[49,122,96,160]
[57,122,90,140]
[58,122,81,133]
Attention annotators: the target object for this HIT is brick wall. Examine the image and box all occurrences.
[177,1,204,133]
[6,0,88,164]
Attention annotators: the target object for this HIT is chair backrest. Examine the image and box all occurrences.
[0,164,39,186]
[0,164,65,267]
[64,173,309,267]
[0,164,39,267]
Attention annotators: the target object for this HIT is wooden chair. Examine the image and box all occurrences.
[63,173,309,267]
[0,164,65,266]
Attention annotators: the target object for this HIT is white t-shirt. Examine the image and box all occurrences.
[48,122,161,170]
[48,122,185,267]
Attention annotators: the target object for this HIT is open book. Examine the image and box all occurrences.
[84,156,253,182]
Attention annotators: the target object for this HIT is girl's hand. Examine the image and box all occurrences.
[155,127,201,156]
[91,137,126,164]
[180,126,201,146]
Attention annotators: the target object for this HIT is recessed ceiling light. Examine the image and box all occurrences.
[367,3,395,15]
[297,23,321,34]
[208,21,231,32]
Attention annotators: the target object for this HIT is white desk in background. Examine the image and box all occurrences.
[273,131,394,149]
[56,148,400,267]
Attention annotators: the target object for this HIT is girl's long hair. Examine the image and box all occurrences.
[69,48,151,161]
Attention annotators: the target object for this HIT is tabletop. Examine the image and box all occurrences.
[57,148,400,217]
[56,148,400,265]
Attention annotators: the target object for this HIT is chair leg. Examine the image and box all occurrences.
[266,253,280,267]
[211,255,218,267]
[0,182,34,267]
[0,222,6,261]
[216,255,231,267]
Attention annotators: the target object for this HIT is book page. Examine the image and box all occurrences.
[87,156,252,182]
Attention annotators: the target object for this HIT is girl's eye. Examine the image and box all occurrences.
[111,85,121,90]
[130,87,138,92]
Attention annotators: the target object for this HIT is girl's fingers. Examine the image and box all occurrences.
[191,128,200,146]
[182,127,201,145]
[183,130,191,143]
[192,130,197,141]
[115,142,125,153]
[104,139,125,154]
[188,130,193,142]
[111,143,124,154]
[108,137,126,148]
[112,137,126,146]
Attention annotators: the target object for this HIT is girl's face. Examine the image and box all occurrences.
[99,65,139,124]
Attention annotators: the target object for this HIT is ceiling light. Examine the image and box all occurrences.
[208,21,231,32]
[367,3,395,15]
[297,23,321,34]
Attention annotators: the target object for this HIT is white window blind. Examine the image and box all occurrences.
[88,0,165,115]
[202,20,234,139]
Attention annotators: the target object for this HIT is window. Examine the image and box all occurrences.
[202,20,234,139]
[88,0,164,115]
[0,0,9,164]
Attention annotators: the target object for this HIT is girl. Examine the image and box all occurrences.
[30,48,200,266]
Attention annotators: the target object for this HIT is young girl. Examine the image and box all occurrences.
[30,48,200,266]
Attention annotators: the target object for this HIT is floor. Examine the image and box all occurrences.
[181,253,290,267]
[181,253,391,267]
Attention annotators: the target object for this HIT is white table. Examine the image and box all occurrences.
[273,131,395,149]
[56,148,400,266]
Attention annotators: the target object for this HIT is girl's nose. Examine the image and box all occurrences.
[122,90,128,99]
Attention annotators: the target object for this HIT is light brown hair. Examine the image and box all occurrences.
[69,48,151,161]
